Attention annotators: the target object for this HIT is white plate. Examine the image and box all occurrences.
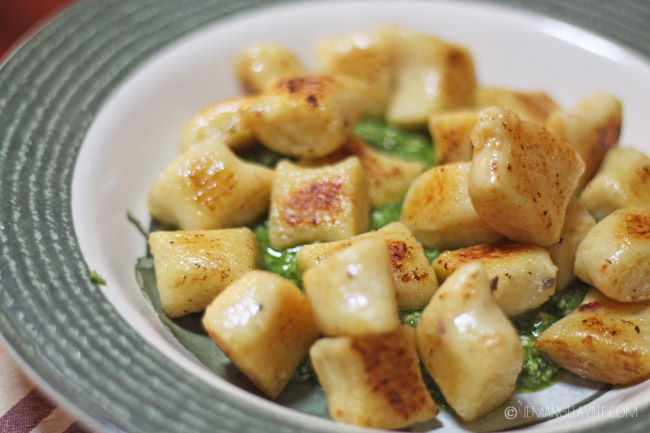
[49,0,650,431]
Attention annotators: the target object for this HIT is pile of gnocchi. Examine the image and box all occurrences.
[145,25,650,429]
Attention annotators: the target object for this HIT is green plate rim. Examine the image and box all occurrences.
[0,0,649,432]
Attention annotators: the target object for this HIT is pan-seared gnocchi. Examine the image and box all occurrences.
[310,325,438,429]
[574,208,650,302]
[433,240,557,317]
[149,228,260,318]
[252,74,367,158]
[401,162,502,250]
[468,107,585,246]
[234,42,306,94]
[476,87,559,126]
[536,288,650,385]
[180,97,257,152]
[546,93,622,192]
[316,26,396,118]
[317,26,477,128]
[297,222,438,309]
[428,109,476,165]
[139,23,650,430]
[416,262,523,421]
[580,147,650,220]
[303,238,399,336]
[203,270,319,398]
[148,139,273,230]
[301,136,423,207]
[428,89,561,165]
[268,158,369,250]
[548,197,596,291]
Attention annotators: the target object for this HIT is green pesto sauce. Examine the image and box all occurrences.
[370,199,403,230]
[512,282,589,392]
[237,144,286,168]
[253,221,302,289]
[355,117,436,169]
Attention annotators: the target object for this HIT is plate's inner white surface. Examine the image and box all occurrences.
[71,1,650,432]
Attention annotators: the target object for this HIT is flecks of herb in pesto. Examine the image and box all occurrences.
[237,145,287,168]
[89,270,107,285]
[370,199,403,229]
[253,221,302,289]
[399,310,422,328]
[292,356,319,385]
[513,282,589,392]
[355,117,436,169]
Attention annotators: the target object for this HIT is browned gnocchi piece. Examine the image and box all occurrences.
[468,107,585,246]
[268,158,369,250]
[401,162,502,250]
[148,140,273,230]
[310,325,438,429]
[203,270,319,399]
[537,288,650,385]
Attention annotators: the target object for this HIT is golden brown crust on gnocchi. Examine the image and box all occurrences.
[468,107,585,246]
[251,74,367,159]
[268,158,369,250]
[297,222,438,309]
[536,289,650,385]
[234,43,306,94]
[203,270,319,398]
[575,208,650,302]
[476,88,559,125]
[310,325,438,429]
[147,140,273,230]
[401,162,502,250]
[302,136,423,207]
[433,240,557,316]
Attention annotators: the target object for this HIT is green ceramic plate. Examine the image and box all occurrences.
[1,1,650,432]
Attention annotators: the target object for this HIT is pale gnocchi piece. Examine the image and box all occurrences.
[428,109,476,165]
[401,162,502,250]
[268,158,369,250]
[297,222,438,309]
[574,208,650,302]
[476,87,559,125]
[202,270,319,399]
[316,26,396,118]
[302,238,400,336]
[301,136,423,207]
[148,140,274,230]
[251,74,366,158]
[180,97,257,153]
[546,93,622,191]
[580,147,650,220]
[386,28,477,128]
[433,240,557,317]
[310,325,438,429]
[416,262,523,422]
[148,228,260,318]
[548,197,596,291]
[233,43,305,94]
[536,288,650,385]
[468,107,585,246]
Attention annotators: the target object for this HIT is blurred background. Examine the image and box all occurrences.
[1,0,77,60]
